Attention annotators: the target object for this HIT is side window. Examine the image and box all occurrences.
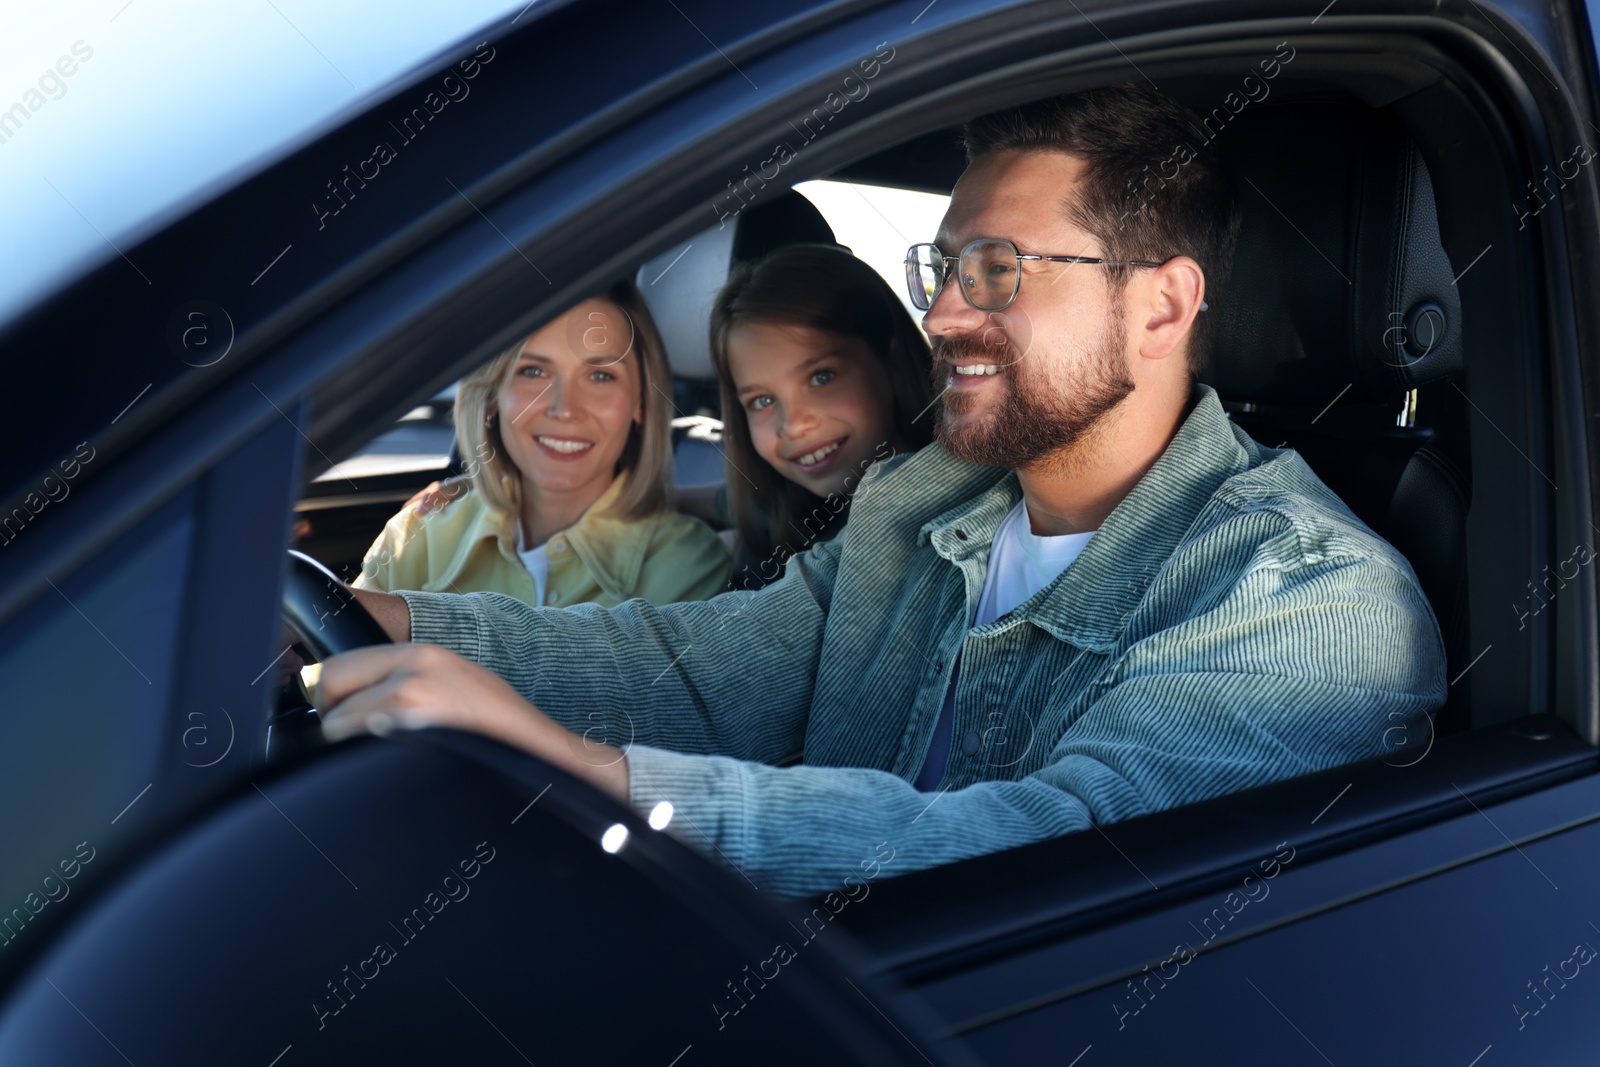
[792,179,950,327]
[295,388,458,579]
[314,384,458,485]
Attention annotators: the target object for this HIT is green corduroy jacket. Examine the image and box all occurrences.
[398,384,1447,897]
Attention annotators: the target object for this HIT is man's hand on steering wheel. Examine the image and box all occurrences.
[281,551,627,801]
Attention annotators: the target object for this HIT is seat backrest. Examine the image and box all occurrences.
[638,191,837,391]
[1205,101,1462,400]
[1204,100,1473,732]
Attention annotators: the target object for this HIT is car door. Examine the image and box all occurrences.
[820,2,1600,1064]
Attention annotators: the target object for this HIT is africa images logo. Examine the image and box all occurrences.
[1115,41,1296,229]
[1112,841,1297,1031]
[709,841,895,1031]
[1512,541,1594,630]
[0,40,94,149]
[0,441,96,548]
[311,841,496,1031]
[311,42,498,231]
[710,41,895,230]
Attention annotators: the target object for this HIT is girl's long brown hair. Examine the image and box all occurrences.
[709,244,933,565]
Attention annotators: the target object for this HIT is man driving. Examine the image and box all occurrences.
[316,84,1446,897]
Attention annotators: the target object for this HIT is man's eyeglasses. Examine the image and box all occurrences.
[904,237,1168,313]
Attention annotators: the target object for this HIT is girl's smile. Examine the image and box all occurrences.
[726,321,898,499]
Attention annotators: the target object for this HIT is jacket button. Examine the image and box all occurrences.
[550,538,567,553]
[962,729,981,756]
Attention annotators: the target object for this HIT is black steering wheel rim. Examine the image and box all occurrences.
[281,549,392,661]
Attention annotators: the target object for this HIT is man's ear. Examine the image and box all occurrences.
[1136,256,1205,362]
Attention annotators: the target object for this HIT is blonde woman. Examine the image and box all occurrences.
[354,280,731,608]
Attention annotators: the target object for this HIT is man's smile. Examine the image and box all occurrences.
[945,359,1009,389]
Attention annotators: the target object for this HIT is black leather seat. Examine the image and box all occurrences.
[1203,101,1472,733]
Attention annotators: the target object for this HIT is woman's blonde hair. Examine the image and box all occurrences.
[454,278,674,522]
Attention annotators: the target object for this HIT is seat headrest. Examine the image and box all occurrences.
[636,191,837,382]
[1205,102,1461,405]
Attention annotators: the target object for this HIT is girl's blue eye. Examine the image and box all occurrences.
[810,369,836,386]
[748,395,773,412]
[591,370,615,382]
[518,364,545,377]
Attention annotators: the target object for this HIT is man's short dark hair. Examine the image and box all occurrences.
[963,84,1243,383]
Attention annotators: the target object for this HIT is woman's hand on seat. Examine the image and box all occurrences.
[403,475,471,515]
[316,643,628,801]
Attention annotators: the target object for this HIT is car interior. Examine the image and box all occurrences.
[279,39,1558,923]
[3,8,1592,1060]
[293,88,1478,735]
[289,189,845,576]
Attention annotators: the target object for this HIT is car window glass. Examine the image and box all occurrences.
[314,388,456,484]
[792,179,950,328]
[326,181,951,483]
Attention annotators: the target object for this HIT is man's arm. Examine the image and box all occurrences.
[352,588,411,642]
[621,549,1447,897]
[383,532,843,764]
[317,642,630,800]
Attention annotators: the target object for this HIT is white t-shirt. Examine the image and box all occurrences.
[515,520,551,608]
[912,499,1094,789]
[973,499,1096,624]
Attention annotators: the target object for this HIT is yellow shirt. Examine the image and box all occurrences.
[352,473,731,608]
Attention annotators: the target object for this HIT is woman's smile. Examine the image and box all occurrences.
[533,434,596,459]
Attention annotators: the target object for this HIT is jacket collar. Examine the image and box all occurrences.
[436,472,640,597]
[561,472,646,595]
[919,383,1256,651]
[433,491,512,592]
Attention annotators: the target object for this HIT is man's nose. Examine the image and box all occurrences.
[921,272,987,339]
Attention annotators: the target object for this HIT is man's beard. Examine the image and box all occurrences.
[931,317,1134,469]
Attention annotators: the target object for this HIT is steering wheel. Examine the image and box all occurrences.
[273,550,391,755]
[281,549,392,659]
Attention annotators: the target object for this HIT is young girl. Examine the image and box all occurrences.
[709,243,934,588]
[355,279,731,608]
